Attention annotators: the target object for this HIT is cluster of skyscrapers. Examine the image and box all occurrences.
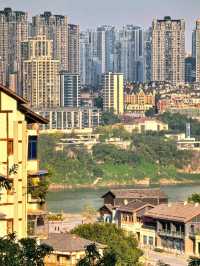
[1,8,200,116]
[0,8,80,110]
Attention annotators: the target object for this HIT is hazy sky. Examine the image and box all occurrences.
[1,0,200,51]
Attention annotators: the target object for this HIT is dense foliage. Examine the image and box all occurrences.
[132,134,191,168]
[38,131,199,186]
[101,111,121,125]
[72,223,143,266]
[0,233,53,266]
[158,112,200,137]
[188,193,200,204]
[77,243,117,266]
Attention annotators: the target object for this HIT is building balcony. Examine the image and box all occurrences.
[158,229,185,239]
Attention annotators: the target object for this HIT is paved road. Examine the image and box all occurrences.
[143,250,188,266]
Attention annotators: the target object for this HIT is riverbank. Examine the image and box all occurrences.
[48,177,200,191]
[47,183,200,213]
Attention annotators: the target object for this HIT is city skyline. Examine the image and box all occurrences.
[2,0,200,51]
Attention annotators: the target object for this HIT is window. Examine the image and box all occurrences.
[28,136,38,160]
[8,139,13,155]
[143,235,147,245]
[7,219,13,234]
[149,236,154,246]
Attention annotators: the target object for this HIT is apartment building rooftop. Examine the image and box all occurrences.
[145,202,200,223]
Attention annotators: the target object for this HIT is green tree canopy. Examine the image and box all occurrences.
[0,233,53,266]
[188,193,200,204]
[72,223,143,266]
[101,111,121,126]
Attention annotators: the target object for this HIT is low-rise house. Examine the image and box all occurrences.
[118,200,154,238]
[41,233,105,266]
[142,202,200,256]
[99,189,168,223]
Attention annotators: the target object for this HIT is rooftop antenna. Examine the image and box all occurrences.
[186,123,191,139]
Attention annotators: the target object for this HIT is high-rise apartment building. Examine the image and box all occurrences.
[22,35,60,109]
[68,24,80,74]
[194,20,200,82]
[60,71,80,108]
[114,25,145,83]
[102,72,124,114]
[97,25,116,74]
[0,8,28,93]
[31,12,68,71]
[144,28,152,82]
[152,16,185,85]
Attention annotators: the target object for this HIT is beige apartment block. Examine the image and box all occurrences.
[0,84,47,239]
[22,35,60,108]
[102,72,124,115]
[152,16,185,85]
[31,12,68,71]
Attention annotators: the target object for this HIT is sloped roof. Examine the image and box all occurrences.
[102,188,167,199]
[144,202,200,223]
[118,200,154,213]
[99,204,114,213]
[41,233,105,253]
[0,84,48,124]
[0,84,27,104]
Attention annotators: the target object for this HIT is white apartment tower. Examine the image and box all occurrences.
[152,16,185,85]
[102,72,124,115]
[22,35,60,108]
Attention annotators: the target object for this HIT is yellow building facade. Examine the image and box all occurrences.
[103,72,124,115]
[0,85,47,239]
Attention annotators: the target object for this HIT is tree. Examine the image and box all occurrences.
[145,107,156,117]
[94,97,103,109]
[188,256,200,266]
[188,193,200,204]
[0,233,53,266]
[72,223,143,266]
[101,111,120,126]
[77,243,117,266]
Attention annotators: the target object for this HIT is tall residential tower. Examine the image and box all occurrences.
[31,12,68,71]
[22,35,60,109]
[152,16,185,85]
[0,8,28,93]
[102,72,124,115]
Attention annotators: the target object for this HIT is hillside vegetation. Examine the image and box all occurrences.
[38,125,200,187]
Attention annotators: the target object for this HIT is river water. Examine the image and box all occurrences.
[46,184,200,213]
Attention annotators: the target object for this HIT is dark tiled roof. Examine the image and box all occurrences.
[99,204,114,213]
[41,233,105,253]
[102,188,167,199]
[118,200,153,213]
[145,202,200,223]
